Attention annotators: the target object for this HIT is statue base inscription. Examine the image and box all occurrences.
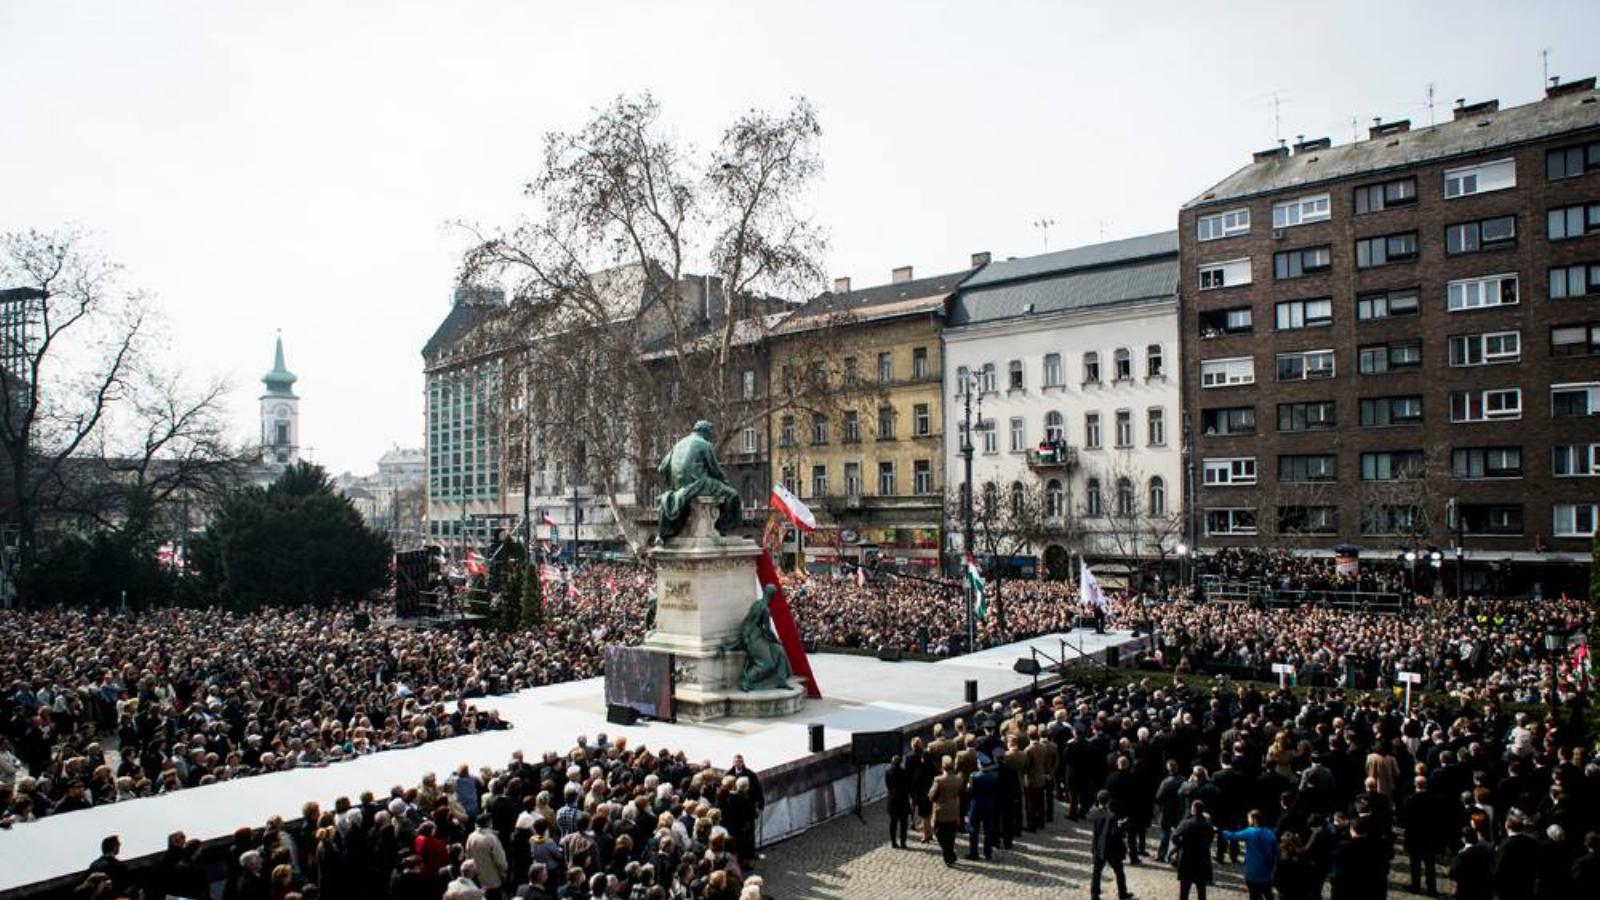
[642,498,806,722]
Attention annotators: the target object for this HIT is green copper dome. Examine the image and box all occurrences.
[262,332,298,398]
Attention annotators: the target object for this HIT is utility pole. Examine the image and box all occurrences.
[960,371,979,654]
[1181,412,1198,588]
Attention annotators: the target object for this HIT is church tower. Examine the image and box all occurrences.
[260,332,299,465]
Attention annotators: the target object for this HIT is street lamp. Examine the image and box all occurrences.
[1176,542,1189,593]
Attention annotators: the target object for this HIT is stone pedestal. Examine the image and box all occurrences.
[642,497,806,722]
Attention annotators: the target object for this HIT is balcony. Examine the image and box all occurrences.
[1027,445,1079,470]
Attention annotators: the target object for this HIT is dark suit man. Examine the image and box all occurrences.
[965,756,1000,861]
[1088,790,1133,900]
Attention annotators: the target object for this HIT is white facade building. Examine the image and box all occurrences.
[943,232,1183,580]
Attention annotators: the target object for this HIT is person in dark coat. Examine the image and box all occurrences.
[907,738,935,842]
[1275,831,1319,900]
[1450,828,1495,900]
[1403,774,1443,896]
[1330,814,1388,900]
[966,754,1001,861]
[1156,759,1187,863]
[884,755,913,848]
[1570,831,1600,896]
[1171,800,1215,900]
[1212,754,1248,864]
[1534,824,1576,900]
[1494,815,1540,900]
[1088,790,1132,900]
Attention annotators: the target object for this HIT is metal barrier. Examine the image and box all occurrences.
[1202,581,1404,613]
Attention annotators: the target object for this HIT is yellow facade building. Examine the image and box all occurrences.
[768,263,982,572]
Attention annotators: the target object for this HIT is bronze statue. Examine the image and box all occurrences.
[738,584,792,692]
[655,420,742,540]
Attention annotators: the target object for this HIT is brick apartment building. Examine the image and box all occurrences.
[1180,77,1600,595]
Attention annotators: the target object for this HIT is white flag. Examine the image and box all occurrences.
[1080,557,1108,610]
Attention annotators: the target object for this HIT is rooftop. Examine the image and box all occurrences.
[949,232,1179,328]
[1186,80,1600,208]
[779,266,977,333]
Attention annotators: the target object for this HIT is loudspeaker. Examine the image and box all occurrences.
[352,612,371,632]
[803,639,819,654]
[1013,657,1042,676]
[808,723,825,753]
[876,646,903,662]
[1104,645,1120,669]
[964,679,978,704]
[606,703,640,726]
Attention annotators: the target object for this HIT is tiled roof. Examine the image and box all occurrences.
[949,232,1179,328]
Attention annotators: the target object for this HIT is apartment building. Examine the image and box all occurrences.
[1180,78,1600,593]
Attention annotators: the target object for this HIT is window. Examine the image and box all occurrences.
[742,370,756,399]
[1548,203,1600,240]
[811,414,828,445]
[1553,503,1599,537]
[913,459,933,495]
[912,403,931,436]
[1043,353,1062,386]
[1044,410,1064,444]
[876,405,896,439]
[1275,297,1333,330]
[877,461,896,495]
[1272,193,1331,228]
[1354,177,1417,213]
[1148,477,1166,516]
[1009,417,1025,452]
[1084,412,1102,448]
[1203,457,1257,486]
[1444,158,1515,198]
[780,466,796,491]
[979,363,997,393]
[1355,231,1419,268]
[1446,216,1517,255]
[1447,274,1519,311]
[1362,505,1422,535]
[1045,480,1064,519]
[1456,504,1523,535]
[1552,443,1600,477]
[1452,447,1522,479]
[981,418,998,454]
[1147,344,1164,378]
[1550,262,1600,299]
[810,465,828,498]
[1115,478,1135,518]
[955,365,969,395]
[1552,382,1600,416]
[1276,349,1335,381]
[1085,479,1103,517]
[912,347,928,379]
[1199,306,1253,337]
[1199,258,1252,290]
[1010,482,1026,518]
[1278,400,1337,432]
[780,416,795,447]
[1202,406,1256,436]
[877,352,893,383]
[1274,245,1332,279]
[1359,395,1424,426]
[842,410,860,443]
[844,462,861,497]
[841,357,859,385]
[1451,388,1522,422]
[1083,352,1101,383]
[1278,454,1337,483]
[1205,508,1257,536]
[1198,207,1250,240]
[1200,356,1254,387]
[1547,141,1600,180]
[1109,348,1130,381]
[1449,331,1521,366]
[1552,320,1600,355]
[1361,450,1424,481]
[1147,407,1166,446]
[1004,359,1024,391]
[1278,506,1339,535]
[1357,288,1420,321]
[741,427,757,454]
[1358,341,1423,374]
[1114,409,1133,447]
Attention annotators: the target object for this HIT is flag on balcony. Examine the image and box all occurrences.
[1081,557,1108,610]
[770,481,816,532]
[965,555,987,619]
[465,550,487,578]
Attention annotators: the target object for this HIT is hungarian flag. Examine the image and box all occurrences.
[965,555,987,619]
[465,550,488,578]
[854,565,867,588]
[540,513,556,527]
[1081,557,1108,610]
[770,481,816,532]
[755,549,822,699]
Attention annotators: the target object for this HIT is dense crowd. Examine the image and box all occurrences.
[1198,548,1409,596]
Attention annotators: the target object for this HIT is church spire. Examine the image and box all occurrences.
[262,330,298,398]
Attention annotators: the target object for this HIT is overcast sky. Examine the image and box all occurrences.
[3,0,1596,474]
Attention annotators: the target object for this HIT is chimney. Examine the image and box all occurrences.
[1547,75,1597,99]
[1253,146,1290,163]
[832,276,851,294]
[1293,136,1332,154]
[1453,99,1499,120]
[892,266,914,284]
[1369,119,1410,139]
[970,251,992,268]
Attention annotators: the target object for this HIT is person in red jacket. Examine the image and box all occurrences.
[413,820,449,876]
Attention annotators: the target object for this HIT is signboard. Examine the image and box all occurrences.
[603,646,675,721]
[1396,671,1422,684]
[850,731,903,766]
[1271,661,1294,689]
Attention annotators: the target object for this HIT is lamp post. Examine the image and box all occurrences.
[959,371,980,655]
[1404,550,1417,599]
[1176,542,1190,594]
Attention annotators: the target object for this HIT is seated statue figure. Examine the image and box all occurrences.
[655,419,743,541]
[738,584,792,692]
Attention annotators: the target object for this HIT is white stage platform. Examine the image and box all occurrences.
[0,629,1134,895]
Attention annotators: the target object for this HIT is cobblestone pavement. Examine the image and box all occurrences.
[759,801,1423,899]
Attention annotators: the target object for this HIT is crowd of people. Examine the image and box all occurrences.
[1197,548,1410,596]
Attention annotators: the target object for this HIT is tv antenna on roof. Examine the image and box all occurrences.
[1426,83,1436,126]
[1542,48,1550,90]
[1033,218,1056,251]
